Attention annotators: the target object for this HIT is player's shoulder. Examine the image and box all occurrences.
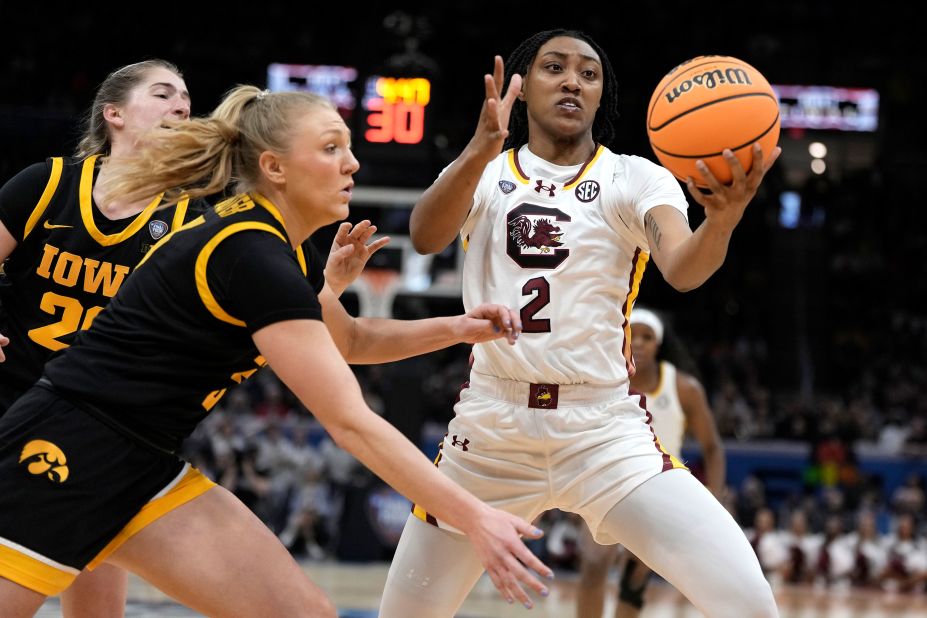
[675,367,706,398]
[606,150,676,184]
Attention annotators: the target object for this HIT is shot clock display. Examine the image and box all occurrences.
[267,63,435,185]
[362,76,431,145]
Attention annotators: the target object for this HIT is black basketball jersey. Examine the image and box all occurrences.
[0,156,204,392]
[44,192,326,453]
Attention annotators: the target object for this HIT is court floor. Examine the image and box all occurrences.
[35,561,927,617]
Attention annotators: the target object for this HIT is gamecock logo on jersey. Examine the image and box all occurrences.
[506,203,571,269]
[498,180,516,194]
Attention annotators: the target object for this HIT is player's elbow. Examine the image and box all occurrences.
[409,226,448,255]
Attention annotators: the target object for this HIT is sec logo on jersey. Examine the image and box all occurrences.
[575,180,600,203]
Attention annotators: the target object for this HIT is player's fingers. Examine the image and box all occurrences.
[333,221,352,244]
[484,74,500,103]
[503,73,523,109]
[347,220,372,241]
[695,159,725,195]
[685,178,710,208]
[358,224,377,244]
[367,236,391,254]
[493,55,505,91]
[764,146,782,172]
[724,149,747,186]
[485,566,514,604]
[500,566,535,609]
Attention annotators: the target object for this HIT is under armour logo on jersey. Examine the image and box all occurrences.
[534,180,556,197]
[19,440,69,483]
[149,220,168,240]
[450,435,469,451]
[498,180,516,194]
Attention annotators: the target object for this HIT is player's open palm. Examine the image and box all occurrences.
[686,143,781,232]
[463,504,552,609]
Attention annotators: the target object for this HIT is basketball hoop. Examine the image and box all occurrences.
[353,268,402,318]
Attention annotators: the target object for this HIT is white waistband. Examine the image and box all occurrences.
[466,372,629,408]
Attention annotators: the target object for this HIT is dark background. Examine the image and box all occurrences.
[2,0,925,427]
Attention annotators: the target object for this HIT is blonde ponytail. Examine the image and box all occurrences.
[100,85,334,206]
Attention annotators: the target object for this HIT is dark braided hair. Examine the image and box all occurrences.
[502,29,619,151]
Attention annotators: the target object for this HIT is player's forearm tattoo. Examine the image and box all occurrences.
[645,212,662,250]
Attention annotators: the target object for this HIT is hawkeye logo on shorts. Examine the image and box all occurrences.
[19,440,69,483]
[149,219,169,240]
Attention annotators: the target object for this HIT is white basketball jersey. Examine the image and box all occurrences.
[645,361,686,457]
[459,145,688,385]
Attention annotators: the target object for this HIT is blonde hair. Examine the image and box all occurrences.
[100,85,335,205]
[75,59,183,159]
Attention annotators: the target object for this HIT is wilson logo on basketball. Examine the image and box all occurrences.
[575,180,600,203]
[665,67,752,104]
[19,439,69,483]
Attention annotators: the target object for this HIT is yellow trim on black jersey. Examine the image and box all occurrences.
[87,467,215,570]
[23,157,64,241]
[171,197,190,230]
[506,149,530,184]
[135,215,206,269]
[563,144,605,189]
[78,156,164,246]
[195,221,291,326]
[252,192,307,275]
[0,539,79,596]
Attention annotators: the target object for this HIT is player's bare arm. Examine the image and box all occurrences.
[409,56,522,254]
[677,371,726,496]
[647,144,781,292]
[317,285,521,364]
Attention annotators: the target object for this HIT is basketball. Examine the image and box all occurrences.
[646,55,780,187]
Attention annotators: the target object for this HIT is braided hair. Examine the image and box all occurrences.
[502,29,619,151]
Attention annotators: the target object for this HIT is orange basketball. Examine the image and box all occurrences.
[646,55,780,187]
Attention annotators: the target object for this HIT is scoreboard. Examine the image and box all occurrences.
[267,63,434,185]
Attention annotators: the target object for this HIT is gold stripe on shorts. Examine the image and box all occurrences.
[0,539,79,596]
[87,467,216,570]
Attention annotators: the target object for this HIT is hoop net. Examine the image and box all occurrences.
[354,268,402,318]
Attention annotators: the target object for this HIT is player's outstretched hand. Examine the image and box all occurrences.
[685,143,782,232]
[324,220,391,297]
[457,303,522,345]
[462,504,553,609]
[468,56,523,160]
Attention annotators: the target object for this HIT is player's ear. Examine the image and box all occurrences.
[258,151,285,186]
[103,103,124,129]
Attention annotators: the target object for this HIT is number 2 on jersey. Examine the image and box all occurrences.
[520,277,551,333]
[27,292,103,351]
